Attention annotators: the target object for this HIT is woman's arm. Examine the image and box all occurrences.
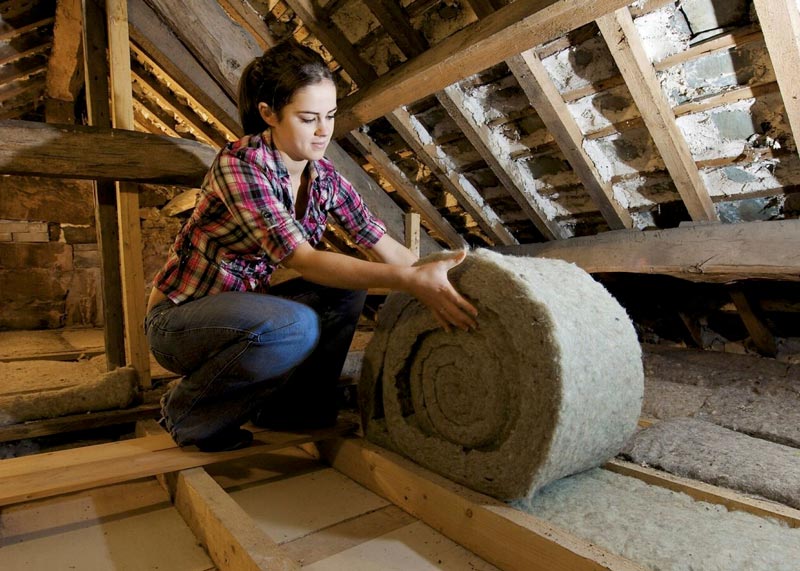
[370,234,418,266]
[282,240,477,332]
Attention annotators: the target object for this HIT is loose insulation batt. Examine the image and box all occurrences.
[360,249,644,499]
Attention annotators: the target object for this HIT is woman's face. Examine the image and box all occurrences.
[260,79,337,164]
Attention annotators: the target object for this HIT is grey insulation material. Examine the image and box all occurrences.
[0,362,137,426]
[360,249,644,500]
[622,417,800,510]
[515,469,800,571]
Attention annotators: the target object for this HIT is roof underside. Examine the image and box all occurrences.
[2,0,800,249]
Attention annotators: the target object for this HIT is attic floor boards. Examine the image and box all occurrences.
[0,446,500,570]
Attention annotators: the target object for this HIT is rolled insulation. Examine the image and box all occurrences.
[360,249,643,499]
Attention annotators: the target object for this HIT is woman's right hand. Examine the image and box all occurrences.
[405,250,478,333]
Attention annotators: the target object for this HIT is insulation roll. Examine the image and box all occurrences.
[360,249,644,500]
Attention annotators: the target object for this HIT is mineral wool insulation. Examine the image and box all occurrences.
[360,249,644,499]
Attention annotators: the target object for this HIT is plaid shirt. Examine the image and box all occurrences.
[153,132,386,303]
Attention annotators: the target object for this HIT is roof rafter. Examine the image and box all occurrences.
[438,85,566,240]
[44,0,81,120]
[596,8,718,222]
[507,51,633,230]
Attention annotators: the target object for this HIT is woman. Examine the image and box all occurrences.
[145,40,478,452]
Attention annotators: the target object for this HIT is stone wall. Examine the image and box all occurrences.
[0,175,184,331]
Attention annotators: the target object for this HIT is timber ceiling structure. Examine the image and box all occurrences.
[3,0,800,249]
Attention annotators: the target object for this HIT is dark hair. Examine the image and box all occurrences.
[238,39,334,135]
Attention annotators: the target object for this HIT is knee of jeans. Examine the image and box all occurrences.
[289,303,321,358]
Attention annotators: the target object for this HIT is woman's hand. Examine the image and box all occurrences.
[406,250,478,332]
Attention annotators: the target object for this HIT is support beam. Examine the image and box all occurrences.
[752,0,800,161]
[596,9,718,222]
[333,0,633,135]
[386,107,517,246]
[216,0,277,50]
[368,0,427,58]
[319,438,644,571]
[128,0,241,135]
[438,85,566,240]
[142,0,268,101]
[348,129,466,249]
[82,0,126,371]
[106,0,150,387]
[729,288,777,357]
[494,220,800,283]
[45,0,83,123]
[0,120,216,185]
[507,51,633,230]
[404,212,421,257]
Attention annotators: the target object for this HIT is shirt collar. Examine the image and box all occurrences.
[259,130,324,184]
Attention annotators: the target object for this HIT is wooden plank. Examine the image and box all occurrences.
[404,212,420,257]
[753,0,800,161]
[507,51,633,230]
[729,288,777,356]
[438,86,566,240]
[0,16,53,42]
[333,0,633,135]
[0,120,216,185]
[83,0,126,371]
[347,129,466,249]
[143,0,264,100]
[604,459,800,528]
[673,81,780,117]
[106,0,150,388]
[596,8,718,222]
[494,219,800,282]
[0,421,356,507]
[44,0,81,122]
[368,0,427,58]
[175,467,301,571]
[319,437,644,571]
[284,0,378,86]
[128,0,241,136]
[654,26,763,71]
[387,106,518,246]
[0,404,161,444]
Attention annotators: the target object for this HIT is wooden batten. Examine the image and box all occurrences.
[495,220,800,282]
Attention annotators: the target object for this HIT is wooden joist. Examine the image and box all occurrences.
[0,120,216,185]
[44,0,81,121]
[495,220,800,283]
[333,0,633,135]
[0,421,356,507]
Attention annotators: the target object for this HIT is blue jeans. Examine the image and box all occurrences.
[145,280,366,445]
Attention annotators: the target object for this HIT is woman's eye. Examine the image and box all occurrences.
[301,118,315,124]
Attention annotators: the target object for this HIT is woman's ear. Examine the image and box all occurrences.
[258,102,278,127]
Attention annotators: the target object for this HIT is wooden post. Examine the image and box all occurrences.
[82,0,126,370]
[105,0,151,388]
[404,212,421,257]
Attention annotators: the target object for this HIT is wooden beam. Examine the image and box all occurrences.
[404,212,421,257]
[386,106,518,246]
[131,95,182,138]
[0,42,51,67]
[143,0,265,101]
[0,421,356,507]
[605,459,800,528]
[0,16,53,42]
[216,0,277,51]
[653,26,763,71]
[128,0,241,136]
[283,0,377,86]
[175,467,301,571]
[106,0,150,388]
[596,9,718,222]
[438,85,566,240]
[729,288,778,356]
[368,0,427,58]
[45,0,82,123]
[494,220,800,283]
[0,120,216,185]
[507,51,633,230]
[333,0,633,135]
[318,437,645,571]
[82,0,126,372]
[347,129,466,249]
[752,0,800,161]
[673,81,780,118]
